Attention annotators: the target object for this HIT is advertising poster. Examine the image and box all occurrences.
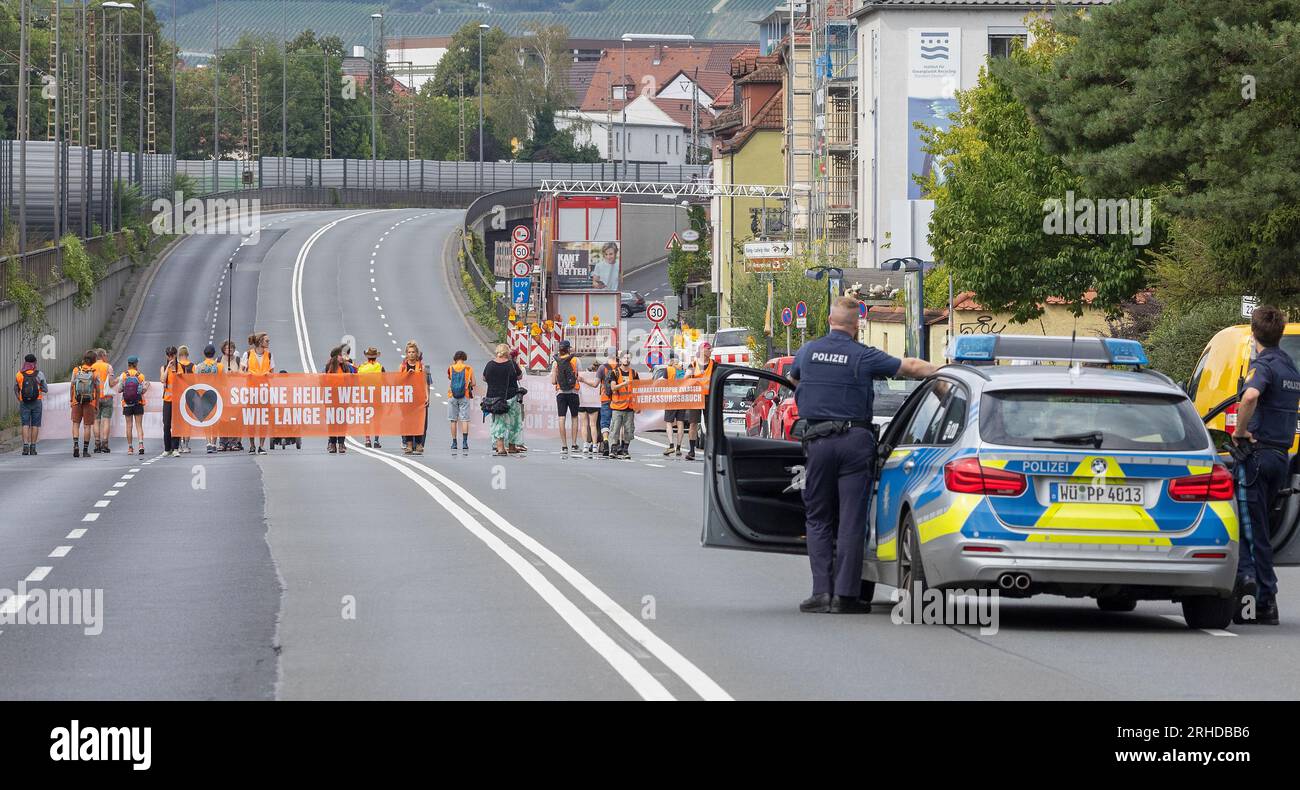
[907,28,961,199]
[555,241,621,291]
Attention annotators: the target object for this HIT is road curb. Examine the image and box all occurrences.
[442,224,497,357]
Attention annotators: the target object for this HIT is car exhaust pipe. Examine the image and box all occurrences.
[1014,573,1032,590]
[998,573,1017,590]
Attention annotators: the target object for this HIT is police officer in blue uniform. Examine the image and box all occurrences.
[788,297,939,614]
[1232,306,1300,626]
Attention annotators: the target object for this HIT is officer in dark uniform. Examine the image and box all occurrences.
[1232,306,1300,625]
[788,297,939,614]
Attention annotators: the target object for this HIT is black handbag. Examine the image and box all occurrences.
[480,396,511,416]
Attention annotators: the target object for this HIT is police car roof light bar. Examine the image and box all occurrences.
[947,335,1149,367]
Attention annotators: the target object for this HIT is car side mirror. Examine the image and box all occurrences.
[1206,428,1234,455]
[763,389,777,401]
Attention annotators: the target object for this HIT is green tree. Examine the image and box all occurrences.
[429,21,509,100]
[1000,0,1300,307]
[515,108,600,163]
[485,23,575,147]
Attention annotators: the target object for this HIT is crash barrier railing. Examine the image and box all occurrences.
[0,232,124,307]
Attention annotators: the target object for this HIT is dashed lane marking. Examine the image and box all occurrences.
[48,546,72,558]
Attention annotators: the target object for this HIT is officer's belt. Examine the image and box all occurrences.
[802,419,873,442]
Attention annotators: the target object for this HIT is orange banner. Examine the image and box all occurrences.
[628,377,707,411]
[169,373,429,438]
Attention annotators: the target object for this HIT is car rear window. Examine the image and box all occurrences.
[874,378,920,418]
[979,390,1208,452]
[722,378,758,411]
[1281,336,1300,367]
[713,330,749,348]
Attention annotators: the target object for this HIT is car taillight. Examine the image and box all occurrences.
[943,457,1027,497]
[1168,465,1234,501]
[1224,403,1238,435]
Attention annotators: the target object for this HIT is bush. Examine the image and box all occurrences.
[60,234,100,309]
[1145,296,1242,383]
[3,260,47,340]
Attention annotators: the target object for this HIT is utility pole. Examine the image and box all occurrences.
[213,0,220,194]
[457,76,465,161]
[370,13,381,189]
[82,1,90,235]
[478,23,489,191]
[53,0,62,241]
[18,0,27,254]
[137,0,145,187]
[323,51,332,159]
[171,0,176,189]
[281,0,287,184]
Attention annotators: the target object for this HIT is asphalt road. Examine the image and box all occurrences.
[3,209,1299,700]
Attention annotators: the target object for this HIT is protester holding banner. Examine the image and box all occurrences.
[160,347,179,457]
[683,343,714,461]
[244,333,274,454]
[597,349,618,457]
[175,347,196,455]
[219,339,244,451]
[608,352,640,460]
[357,348,385,449]
[661,352,686,458]
[399,342,432,455]
[324,346,349,454]
[194,345,224,454]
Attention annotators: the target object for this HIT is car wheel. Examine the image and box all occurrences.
[621,306,631,318]
[1096,595,1137,613]
[1181,596,1235,629]
[898,511,926,594]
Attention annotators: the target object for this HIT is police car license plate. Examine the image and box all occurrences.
[1051,483,1145,506]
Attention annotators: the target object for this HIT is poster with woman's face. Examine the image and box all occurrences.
[555,242,620,291]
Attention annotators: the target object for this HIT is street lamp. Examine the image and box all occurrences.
[882,257,929,360]
[370,12,383,188]
[803,265,845,328]
[478,23,490,191]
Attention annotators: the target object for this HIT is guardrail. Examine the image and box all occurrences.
[0,233,123,306]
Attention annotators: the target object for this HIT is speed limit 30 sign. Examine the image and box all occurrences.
[646,302,667,324]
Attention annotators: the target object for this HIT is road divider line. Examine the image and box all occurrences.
[94,500,110,508]
[345,442,675,700]
[371,446,734,702]
[49,546,72,558]
[25,567,52,583]
[82,513,100,522]
[66,529,87,539]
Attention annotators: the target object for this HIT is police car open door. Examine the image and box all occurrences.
[1203,395,1300,565]
[702,365,809,554]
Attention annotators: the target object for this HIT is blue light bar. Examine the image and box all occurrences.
[948,335,1150,367]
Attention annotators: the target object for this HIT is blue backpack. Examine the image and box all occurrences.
[449,366,468,399]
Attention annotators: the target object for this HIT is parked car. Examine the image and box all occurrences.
[620,292,646,318]
[745,356,920,441]
[710,327,753,365]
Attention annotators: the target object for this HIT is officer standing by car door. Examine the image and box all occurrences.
[1231,306,1300,625]
[788,297,939,614]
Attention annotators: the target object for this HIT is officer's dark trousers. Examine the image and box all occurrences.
[801,427,875,598]
[1236,447,1289,604]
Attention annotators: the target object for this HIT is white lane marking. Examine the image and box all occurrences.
[1160,614,1237,636]
[82,513,100,522]
[121,474,135,479]
[345,442,674,700]
[683,470,703,476]
[635,436,669,449]
[645,463,665,468]
[370,445,733,702]
[49,546,72,558]
[66,529,87,539]
[129,468,140,473]
[25,567,52,583]
[103,491,119,497]
[0,595,30,616]
[113,482,127,488]
[94,500,110,508]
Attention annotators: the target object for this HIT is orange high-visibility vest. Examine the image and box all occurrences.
[247,350,271,375]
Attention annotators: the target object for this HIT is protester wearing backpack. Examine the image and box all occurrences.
[446,350,475,453]
[14,353,48,456]
[194,345,225,454]
[551,340,581,457]
[115,355,149,456]
[70,352,102,458]
[92,348,114,453]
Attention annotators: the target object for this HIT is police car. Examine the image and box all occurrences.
[702,335,1243,629]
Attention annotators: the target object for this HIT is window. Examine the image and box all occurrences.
[936,386,969,445]
[988,34,1027,59]
[1187,352,1210,400]
[979,391,1208,452]
[655,134,659,153]
[900,383,944,446]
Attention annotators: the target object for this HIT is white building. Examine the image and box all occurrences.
[851,0,1110,266]
[556,95,698,166]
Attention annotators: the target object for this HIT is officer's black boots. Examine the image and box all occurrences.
[830,595,871,614]
[799,594,831,613]
[1257,601,1280,625]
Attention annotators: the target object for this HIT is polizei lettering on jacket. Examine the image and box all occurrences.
[810,352,850,365]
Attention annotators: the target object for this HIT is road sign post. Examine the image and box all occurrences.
[780,307,793,356]
[795,300,808,345]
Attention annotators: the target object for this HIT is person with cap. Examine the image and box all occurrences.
[682,342,715,461]
[551,339,581,457]
[357,347,385,449]
[14,353,48,456]
[194,345,225,454]
[790,296,938,615]
[1231,306,1300,626]
[114,355,149,456]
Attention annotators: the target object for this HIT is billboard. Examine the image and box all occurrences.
[555,241,621,291]
[907,28,961,199]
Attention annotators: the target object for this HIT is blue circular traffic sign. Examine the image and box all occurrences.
[859,300,867,318]
[781,307,793,327]
[795,301,808,318]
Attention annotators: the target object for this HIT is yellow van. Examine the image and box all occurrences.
[1187,323,1300,453]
